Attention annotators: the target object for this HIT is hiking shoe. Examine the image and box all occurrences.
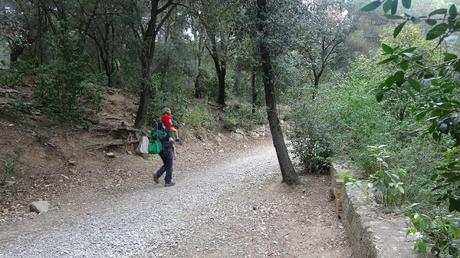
[153,174,159,184]
[175,139,183,145]
[164,182,175,187]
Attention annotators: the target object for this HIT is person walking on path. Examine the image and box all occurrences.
[153,107,177,187]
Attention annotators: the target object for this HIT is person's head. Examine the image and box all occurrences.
[162,107,171,115]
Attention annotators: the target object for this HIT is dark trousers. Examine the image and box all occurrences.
[155,147,173,184]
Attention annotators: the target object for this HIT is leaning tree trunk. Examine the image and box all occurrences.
[257,0,298,185]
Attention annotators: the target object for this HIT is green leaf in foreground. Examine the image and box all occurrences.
[382,43,394,54]
[401,47,416,53]
[376,90,385,102]
[408,78,422,91]
[444,53,458,62]
[361,1,382,12]
[391,0,398,15]
[426,23,448,40]
[400,60,409,70]
[450,5,458,18]
[394,21,406,38]
[425,19,437,26]
[429,8,447,17]
[415,239,427,253]
[378,56,397,65]
[383,0,392,13]
[402,0,411,9]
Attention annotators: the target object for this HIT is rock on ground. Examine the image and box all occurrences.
[29,201,49,214]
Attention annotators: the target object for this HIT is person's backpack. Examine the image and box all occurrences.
[148,137,162,154]
[156,120,170,141]
[147,120,170,154]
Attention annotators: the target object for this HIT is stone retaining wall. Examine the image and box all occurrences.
[331,165,432,258]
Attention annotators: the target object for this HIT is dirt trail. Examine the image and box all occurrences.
[0,142,351,258]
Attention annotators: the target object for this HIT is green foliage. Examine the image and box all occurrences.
[181,101,217,132]
[289,52,440,209]
[35,64,102,124]
[363,0,460,255]
[0,71,24,88]
[290,116,332,173]
[149,73,193,125]
[184,105,207,130]
[289,56,393,173]
[339,171,363,189]
[1,157,17,186]
[223,104,264,132]
[367,145,407,206]
[201,73,235,102]
[34,23,102,126]
[381,25,438,56]
[408,213,460,256]
[293,0,352,92]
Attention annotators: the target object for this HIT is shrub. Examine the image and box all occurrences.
[34,22,102,126]
[35,63,102,124]
[0,71,24,88]
[408,213,460,257]
[290,117,332,173]
[367,145,407,207]
[183,102,209,130]
[148,72,195,122]
[288,55,439,206]
[223,104,265,132]
[1,157,17,186]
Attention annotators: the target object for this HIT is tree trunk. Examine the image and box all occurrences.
[134,66,151,128]
[251,70,257,114]
[194,67,203,98]
[208,34,226,106]
[312,75,320,99]
[106,70,113,88]
[209,50,226,106]
[194,25,205,99]
[133,0,176,128]
[257,0,298,185]
[159,21,171,91]
[10,45,24,64]
[234,67,242,97]
[217,67,226,106]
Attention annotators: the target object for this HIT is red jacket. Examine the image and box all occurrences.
[161,113,174,130]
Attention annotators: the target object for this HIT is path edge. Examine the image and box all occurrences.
[330,165,432,258]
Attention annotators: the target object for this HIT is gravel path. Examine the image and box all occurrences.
[0,142,351,258]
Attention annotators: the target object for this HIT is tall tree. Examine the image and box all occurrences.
[79,0,123,88]
[0,0,50,64]
[124,0,178,128]
[194,0,237,106]
[296,0,351,97]
[256,0,298,184]
[182,1,206,99]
